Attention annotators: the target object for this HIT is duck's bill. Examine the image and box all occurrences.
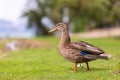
[48,28,57,33]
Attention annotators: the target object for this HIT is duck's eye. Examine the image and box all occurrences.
[56,24,60,27]
[56,23,65,27]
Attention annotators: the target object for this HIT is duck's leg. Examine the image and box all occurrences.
[74,63,77,72]
[85,61,89,70]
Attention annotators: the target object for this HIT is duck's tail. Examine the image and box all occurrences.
[99,53,112,60]
[84,53,112,60]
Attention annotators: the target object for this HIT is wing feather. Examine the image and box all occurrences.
[71,41,104,55]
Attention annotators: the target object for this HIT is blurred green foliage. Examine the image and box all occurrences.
[23,0,120,35]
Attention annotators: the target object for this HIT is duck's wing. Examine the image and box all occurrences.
[71,41,104,55]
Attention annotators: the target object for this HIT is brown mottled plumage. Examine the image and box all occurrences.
[49,22,111,72]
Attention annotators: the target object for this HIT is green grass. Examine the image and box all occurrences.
[0,37,120,80]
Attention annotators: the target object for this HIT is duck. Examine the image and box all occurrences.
[49,22,111,72]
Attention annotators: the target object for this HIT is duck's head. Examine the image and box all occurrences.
[48,22,68,33]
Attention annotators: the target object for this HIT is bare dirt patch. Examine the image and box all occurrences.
[0,39,52,58]
[16,39,51,49]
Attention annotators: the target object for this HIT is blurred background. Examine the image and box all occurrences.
[0,0,120,38]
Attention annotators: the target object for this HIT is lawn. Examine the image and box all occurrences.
[0,37,120,80]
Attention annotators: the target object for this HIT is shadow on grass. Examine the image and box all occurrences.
[89,67,110,71]
[67,67,110,73]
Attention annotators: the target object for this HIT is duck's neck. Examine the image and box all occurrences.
[59,30,71,47]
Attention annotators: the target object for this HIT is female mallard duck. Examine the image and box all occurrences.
[49,22,111,72]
